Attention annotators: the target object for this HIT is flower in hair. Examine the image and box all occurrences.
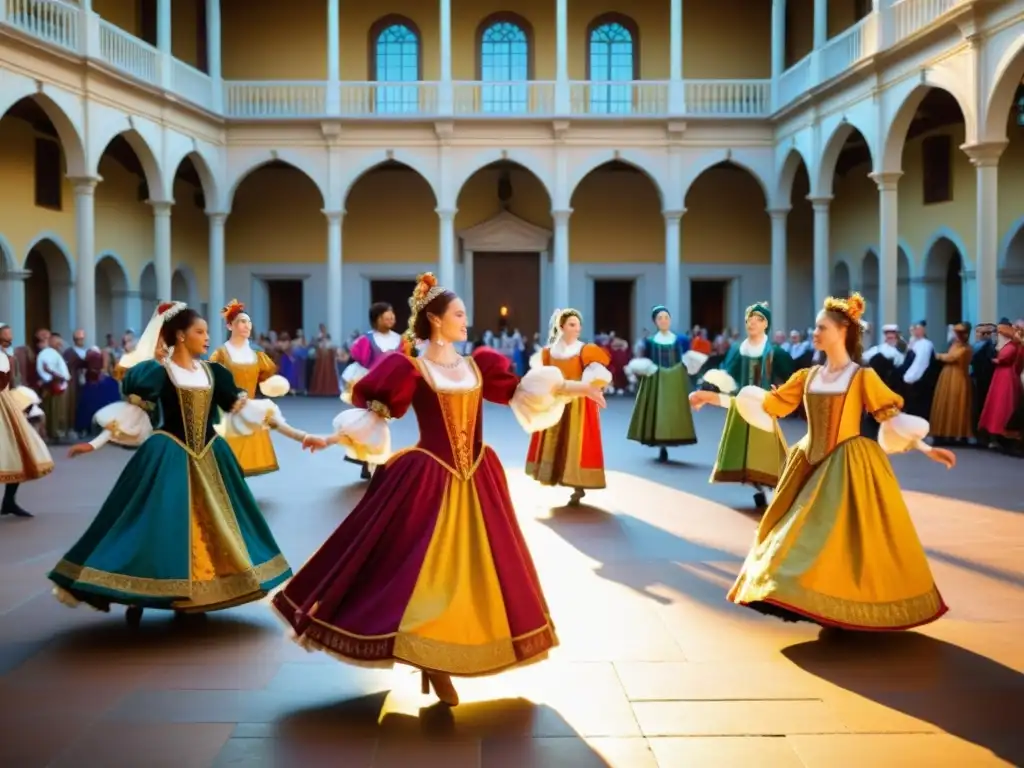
[824,292,865,323]
[221,299,246,323]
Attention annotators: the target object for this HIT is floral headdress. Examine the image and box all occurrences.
[405,272,447,343]
[221,299,247,325]
[547,307,582,346]
[823,292,866,325]
[117,300,187,371]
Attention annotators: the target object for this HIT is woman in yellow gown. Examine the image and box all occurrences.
[208,300,290,476]
[690,293,956,631]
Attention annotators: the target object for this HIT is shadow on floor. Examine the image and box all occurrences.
[783,630,1024,766]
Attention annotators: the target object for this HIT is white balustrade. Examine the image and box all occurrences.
[685,80,771,117]
[223,82,326,119]
[778,54,812,109]
[889,0,967,44]
[99,19,158,85]
[820,13,878,83]
[171,59,214,112]
[3,0,77,51]
[338,82,439,117]
[452,81,555,117]
[569,81,669,117]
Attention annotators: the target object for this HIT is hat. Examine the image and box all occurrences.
[914,319,927,328]
[882,324,899,333]
[745,301,771,329]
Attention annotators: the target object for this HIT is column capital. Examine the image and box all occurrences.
[806,195,832,211]
[868,171,902,190]
[0,270,32,282]
[69,175,102,194]
[148,200,174,216]
[766,206,791,220]
[961,140,1008,167]
[322,209,346,222]
[435,207,458,220]
[206,211,229,225]
[662,208,686,221]
[551,208,573,223]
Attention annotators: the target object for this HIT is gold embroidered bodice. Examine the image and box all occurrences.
[175,380,215,454]
[800,367,897,465]
[209,346,276,399]
[411,358,483,480]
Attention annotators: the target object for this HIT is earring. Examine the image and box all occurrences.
[177,335,184,343]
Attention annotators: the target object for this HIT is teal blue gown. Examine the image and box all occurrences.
[48,360,292,614]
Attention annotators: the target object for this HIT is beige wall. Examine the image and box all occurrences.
[346,167,438,263]
[683,166,771,264]
[570,167,663,262]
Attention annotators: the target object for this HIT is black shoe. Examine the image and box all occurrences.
[568,489,585,507]
[657,447,668,463]
[360,464,372,480]
[0,504,33,518]
[125,606,143,627]
[753,491,768,508]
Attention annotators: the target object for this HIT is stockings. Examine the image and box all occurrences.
[3,483,17,506]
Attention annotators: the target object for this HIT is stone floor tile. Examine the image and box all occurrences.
[52,723,234,768]
[787,733,1020,767]
[614,660,830,701]
[142,662,281,690]
[482,736,658,768]
[632,699,847,737]
[648,736,805,767]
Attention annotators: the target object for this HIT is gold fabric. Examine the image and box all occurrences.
[208,347,280,475]
[525,398,605,488]
[728,366,945,630]
[0,388,53,483]
[930,341,973,439]
[415,358,482,480]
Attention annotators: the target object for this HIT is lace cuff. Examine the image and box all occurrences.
[878,413,932,455]
[510,366,567,433]
[331,407,391,464]
[625,357,658,378]
[91,401,153,448]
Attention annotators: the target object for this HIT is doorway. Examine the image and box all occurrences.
[370,280,416,335]
[473,253,540,341]
[944,255,962,323]
[690,279,728,338]
[593,279,634,340]
[267,279,303,334]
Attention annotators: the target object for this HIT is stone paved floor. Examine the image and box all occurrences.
[2,397,1023,767]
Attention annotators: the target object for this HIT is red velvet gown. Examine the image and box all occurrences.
[272,347,561,677]
[978,340,1022,437]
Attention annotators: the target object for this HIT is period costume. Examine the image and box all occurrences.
[309,337,340,397]
[703,303,794,506]
[36,344,70,440]
[525,310,612,502]
[273,277,567,678]
[74,348,121,434]
[606,336,631,394]
[971,324,997,433]
[49,303,292,621]
[978,320,1023,439]
[0,350,54,492]
[929,325,973,442]
[898,323,939,419]
[626,306,706,460]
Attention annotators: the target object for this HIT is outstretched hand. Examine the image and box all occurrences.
[928,447,956,470]
[67,443,94,459]
[584,384,607,409]
[688,390,717,411]
[302,434,329,453]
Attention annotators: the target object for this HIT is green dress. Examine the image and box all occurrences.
[627,333,698,447]
[49,360,292,613]
[710,339,794,488]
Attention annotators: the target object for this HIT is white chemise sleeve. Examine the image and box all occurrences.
[730,386,776,433]
[625,357,658,378]
[581,361,612,387]
[217,398,285,437]
[509,365,568,433]
[877,413,933,455]
[88,399,154,450]
[332,406,391,464]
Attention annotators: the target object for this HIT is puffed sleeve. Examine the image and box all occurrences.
[253,350,290,397]
[703,345,743,393]
[716,367,811,432]
[208,347,228,366]
[625,339,657,378]
[87,360,164,450]
[580,343,612,387]
[333,352,419,463]
[210,362,249,414]
[859,367,933,455]
[474,347,568,433]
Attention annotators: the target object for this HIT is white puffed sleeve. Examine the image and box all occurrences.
[219,398,283,437]
[510,366,568,433]
[89,400,154,450]
[341,361,369,386]
[731,386,775,432]
[10,385,41,412]
[625,357,658,378]
[682,351,708,376]
[702,368,738,394]
[258,374,291,398]
[877,413,933,455]
[581,361,613,387]
[528,350,544,370]
[332,407,391,464]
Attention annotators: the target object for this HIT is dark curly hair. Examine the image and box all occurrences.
[369,302,392,329]
[410,290,457,342]
[160,308,203,349]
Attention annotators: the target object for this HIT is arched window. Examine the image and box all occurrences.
[587,15,638,114]
[477,14,531,114]
[371,16,421,114]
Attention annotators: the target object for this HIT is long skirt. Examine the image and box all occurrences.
[711,400,788,487]
[525,398,605,489]
[0,388,53,483]
[626,364,697,447]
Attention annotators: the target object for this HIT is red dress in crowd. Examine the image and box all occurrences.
[978,339,1022,437]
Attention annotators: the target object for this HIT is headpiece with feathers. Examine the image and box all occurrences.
[547,308,582,346]
[221,299,247,325]
[405,273,447,344]
[822,292,866,325]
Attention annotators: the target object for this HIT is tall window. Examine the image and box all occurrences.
[587,17,637,114]
[479,16,530,114]
[372,18,421,114]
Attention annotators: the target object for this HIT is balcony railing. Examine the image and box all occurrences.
[0,0,977,120]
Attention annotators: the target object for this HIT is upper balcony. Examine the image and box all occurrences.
[0,0,978,122]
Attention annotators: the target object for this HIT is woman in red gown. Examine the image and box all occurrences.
[272,273,606,707]
[978,318,1023,440]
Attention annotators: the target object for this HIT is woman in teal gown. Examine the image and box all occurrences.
[48,302,297,626]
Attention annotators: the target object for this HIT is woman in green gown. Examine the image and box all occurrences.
[49,302,299,626]
[702,302,794,507]
[626,305,708,462]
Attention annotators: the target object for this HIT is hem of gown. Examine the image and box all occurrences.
[0,461,55,484]
[630,438,698,447]
[524,461,606,490]
[711,468,779,486]
[739,597,949,631]
[271,592,558,678]
[241,464,280,478]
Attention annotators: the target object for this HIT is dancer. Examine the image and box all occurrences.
[272,273,606,707]
[0,342,54,518]
[524,308,612,506]
[929,322,973,445]
[690,293,954,631]
[49,303,296,625]
[702,302,793,508]
[209,300,291,477]
[339,302,411,479]
[626,305,705,462]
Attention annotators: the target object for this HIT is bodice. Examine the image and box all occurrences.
[156,364,220,453]
[211,344,272,399]
[801,366,871,465]
[409,358,484,479]
[646,337,684,369]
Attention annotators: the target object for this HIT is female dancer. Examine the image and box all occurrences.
[0,351,53,518]
[525,308,611,506]
[49,303,298,625]
[702,302,793,508]
[272,273,606,707]
[340,301,411,479]
[929,322,974,445]
[690,293,954,630]
[626,305,705,462]
[209,300,290,476]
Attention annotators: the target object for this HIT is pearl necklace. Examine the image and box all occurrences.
[819,360,854,383]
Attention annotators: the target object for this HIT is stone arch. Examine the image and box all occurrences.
[984,35,1024,143]
[922,235,966,330]
[0,234,17,272]
[139,262,158,321]
[680,152,772,207]
[999,215,1024,271]
[998,216,1024,317]
[881,80,974,172]
[169,149,220,211]
[92,128,165,199]
[832,259,851,295]
[566,151,665,208]
[0,89,87,177]
[340,151,438,208]
[95,253,130,341]
[24,235,74,335]
[814,121,874,197]
[224,154,327,211]
[451,149,553,209]
[172,265,199,306]
[775,146,812,207]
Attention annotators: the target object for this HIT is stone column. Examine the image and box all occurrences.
[439,0,453,114]
[326,0,340,115]
[663,209,683,319]
[150,201,173,301]
[555,0,569,114]
[813,0,827,47]
[324,209,344,339]
[1,270,29,347]
[868,171,901,325]
[463,249,474,327]
[768,207,790,333]
[807,196,832,312]
[552,209,571,309]
[157,0,172,89]
[437,208,457,291]
[668,0,684,113]
[207,212,227,346]
[771,0,786,108]
[73,177,99,343]
[206,0,223,112]
[962,142,1006,323]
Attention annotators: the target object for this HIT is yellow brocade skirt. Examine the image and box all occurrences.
[728,435,947,630]
[0,389,53,483]
[223,429,278,477]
